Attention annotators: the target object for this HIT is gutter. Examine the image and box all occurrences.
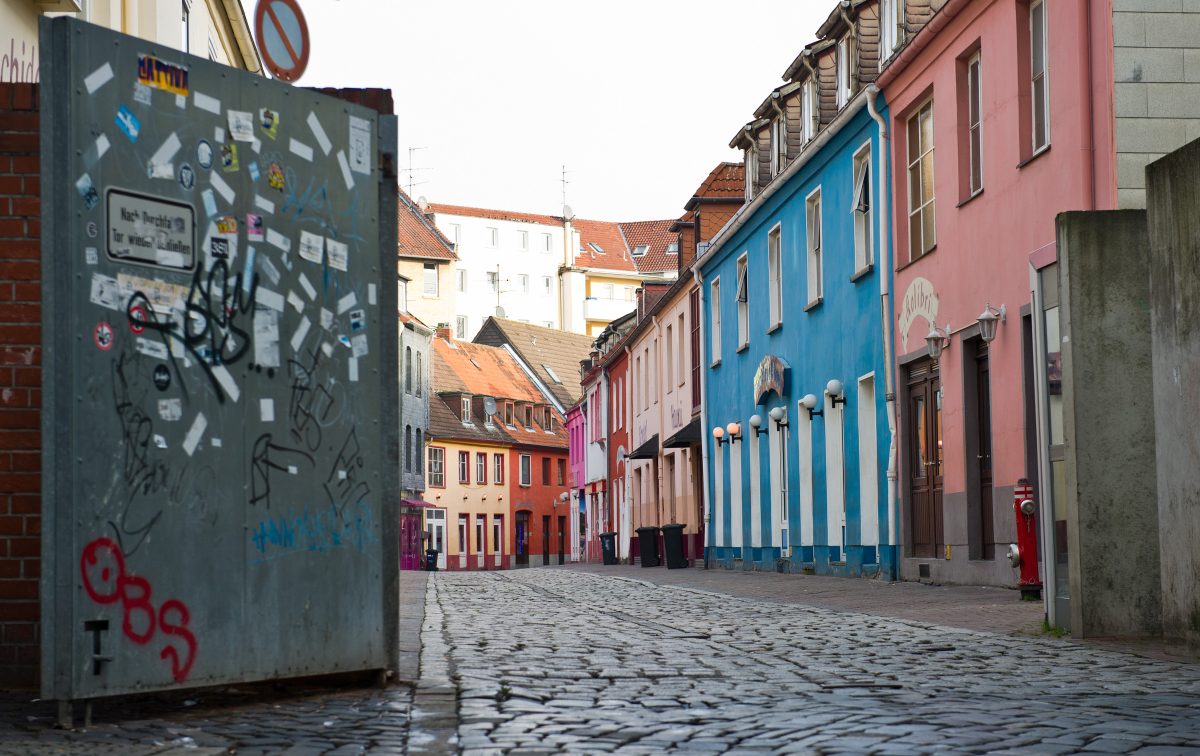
[692,267,712,569]
[866,85,899,575]
[219,0,264,75]
[874,0,971,92]
[695,93,869,274]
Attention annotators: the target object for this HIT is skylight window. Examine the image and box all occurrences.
[667,242,679,254]
[632,244,649,257]
[469,358,481,369]
[543,364,562,384]
[588,242,604,254]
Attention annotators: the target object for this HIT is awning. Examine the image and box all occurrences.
[662,417,701,448]
[400,499,435,508]
[628,433,659,460]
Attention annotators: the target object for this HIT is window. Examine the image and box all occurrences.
[836,36,851,109]
[556,459,565,486]
[588,242,604,255]
[710,278,722,364]
[852,144,873,272]
[519,454,531,486]
[665,323,674,390]
[458,451,470,484]
[416,429,423,470]
[624,286,635,301]
[635,355,643,411]
[667,242,679,254]
[456,269,467,293]
[541,233,552,252]
[677,313,686,387]
[517,230,528,250]
[542,276,552,295]
[504,401,514,427]
[803,78,818,142]
[690,288,701,407]
[448,223,460,244]
[880,0,902,63]
[397,277,408,313]
[458,515,467,556]
[543,406,554,431]
[423,263,438,296]
[1030,0,1049,152]
[415,351,423,397]
[736,255,749,348]
[460,396,472,423]
[455,315,468,339]
[806,189,823,305]
[907,100,936,260]
[768,223,782,327]
[486,227,498,247]
[524,405,533,429]
[493,517,502,556]
[744,146,758,200]
[632,244,649,257]
[966,52,983,196]
[487,271,498,291]
[542,457,551,485]
[595,283,613,299]
[476,516,484,556]
[770,119,782,177]
[494,453,504,484]
[404,425,411,473]
[181,0,190,53]
[476,452,487,484]
[518,274,529,294]
[543,364,561,384]
[405,347,412,393]
[427,447,445,487]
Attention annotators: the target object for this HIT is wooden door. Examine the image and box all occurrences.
[515,511,530,567]
[907,361,943,558]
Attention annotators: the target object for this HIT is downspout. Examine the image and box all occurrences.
[1080,0,1096,210]
[866,85,899,577]
[651,313,662,529]
[692,267,711,569]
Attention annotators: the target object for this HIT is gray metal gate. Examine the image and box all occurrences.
[39,17,399,700]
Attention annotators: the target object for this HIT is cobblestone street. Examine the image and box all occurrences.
[3,566,1200,754]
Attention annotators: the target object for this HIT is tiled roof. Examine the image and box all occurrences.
[429,203,562,228]
[427,388,568,449]
[397,189,456,262]
[432,335,543,402]
[621,220,678,275]
[694,162,746,200]
[473,318,595,408]
[572,218,635,272]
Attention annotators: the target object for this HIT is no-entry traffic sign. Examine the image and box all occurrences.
[255,0,310,82]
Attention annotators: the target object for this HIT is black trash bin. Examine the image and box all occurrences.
[599,532,619,565]
[661,523,689,569]
[635,526,661,568]
[424,549,439,572]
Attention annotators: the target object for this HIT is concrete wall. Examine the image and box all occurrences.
[1057,210,1161,638]
[1114,0,1200,208]
[1146,138,1200,647]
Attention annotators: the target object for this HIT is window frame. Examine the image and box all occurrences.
[493,453,505,485]
[806,187,823,306]
[709,277,722,365]
[518,273,529,294]
[541,232,552,252]
[967,51,984,197]
[456,268,467,293]
[1030,0,1050,154]
[836,36,851,109]
[460,395,472,423]
[476,452,487,485]
[736,254,749,349]
[852,141,874,275]
[767,222,783,329]
[906,99,937,262]
[504,401,515,427]
[455,315,468,339]
[427,446,445,488]
[486,226,498,248]
[458,450,470,484]
[556,458,566,486]
[422,263,438,296]
[519,453,532,487]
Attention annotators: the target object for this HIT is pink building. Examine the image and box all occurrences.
[565,403,587,561]
[876,0,1117,588]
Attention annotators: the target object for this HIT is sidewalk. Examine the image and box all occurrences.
[554,561,1200,664]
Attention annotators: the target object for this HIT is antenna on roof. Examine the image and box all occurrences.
[406,146,430,199]
[561,164,572,215]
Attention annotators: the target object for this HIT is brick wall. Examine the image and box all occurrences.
[0,82,41,690]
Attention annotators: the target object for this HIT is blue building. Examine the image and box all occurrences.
[697,5,898,578]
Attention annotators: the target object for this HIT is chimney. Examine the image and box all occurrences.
[580,357,593,378]
[635,287,644,319]
[436,324,453,341]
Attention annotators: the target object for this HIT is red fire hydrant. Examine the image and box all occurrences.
[1007,479,1042,600]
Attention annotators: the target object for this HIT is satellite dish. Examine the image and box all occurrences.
[417,196,430,212]
[562,204,574,221]
[616,445,626,462]
[483,397,498,418]
[495,306,506,318]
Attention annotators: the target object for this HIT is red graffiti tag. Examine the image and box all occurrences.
[80,537,197,683]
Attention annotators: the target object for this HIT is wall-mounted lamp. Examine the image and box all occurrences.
[748,414,769,437]
[559,491,569,502]
[769,406,788,429]
[926,322,951,360]
[825,379,847,408]
[977,303,1006,343]
[801,394,823,418]
[726,421,743,445]
[712,425,728,446]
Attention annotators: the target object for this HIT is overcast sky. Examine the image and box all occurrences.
[248,1,830,222]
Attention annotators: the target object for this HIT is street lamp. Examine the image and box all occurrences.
[801,394,823,418]
[726,421,742,445]
[977,303,1006,343]
[826,379,846,408]
[769,406,787,429]
[926,322,951,359]
[712,426,728,446]
[748,414,768,437]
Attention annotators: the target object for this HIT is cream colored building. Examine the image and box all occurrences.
[1,0,261,83]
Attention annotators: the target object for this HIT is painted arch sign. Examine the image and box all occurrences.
[40,17,398,700]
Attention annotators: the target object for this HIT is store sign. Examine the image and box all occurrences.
[899,276,940,351]
[753,354,789,405]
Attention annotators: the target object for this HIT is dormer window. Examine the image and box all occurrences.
[461,395,472,423]
[543,406,554,432]
[770,119,782,176]
[745,146,758,200]
[836,36,851,109]
[667,242,678,254]
[588,242,604,255]
[504,401,514,427]
[803,79,818,141]
[523,405,533,430]
[632,244,649,257]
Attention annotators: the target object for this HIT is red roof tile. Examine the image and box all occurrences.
[620,220,678,275]
[572,218,635,272]
[432,335,544,403]
[428,203,562,228]
[397,190,456,261]
[691,162,745,202]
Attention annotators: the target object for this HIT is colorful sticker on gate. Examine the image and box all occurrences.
[115,105,140,142]
[136,53,189,96]
[94,322,114,351]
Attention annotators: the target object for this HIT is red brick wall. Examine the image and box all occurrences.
[0,83,41,690]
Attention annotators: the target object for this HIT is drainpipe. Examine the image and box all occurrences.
[1080,0,1096,211]
[866,85,899,577]
[692,267,711,569]
[651,313,662,529]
